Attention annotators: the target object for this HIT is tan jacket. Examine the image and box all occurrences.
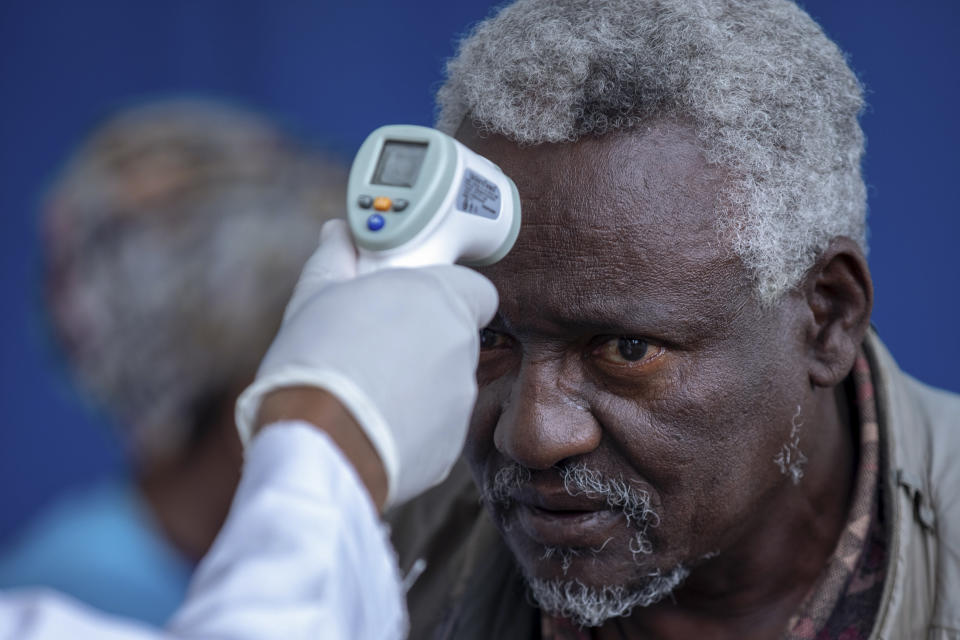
[389,333,960,639]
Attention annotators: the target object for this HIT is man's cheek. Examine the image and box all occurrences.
[464,390,501,471]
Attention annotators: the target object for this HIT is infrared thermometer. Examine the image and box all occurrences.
[346,125,521,273]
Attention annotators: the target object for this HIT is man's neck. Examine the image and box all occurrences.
[597,383,858,640]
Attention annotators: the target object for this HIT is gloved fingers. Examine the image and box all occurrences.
[302,219,358,283]
[419,264,499,328]
[284,219,358,323]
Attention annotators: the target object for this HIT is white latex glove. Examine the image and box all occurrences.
[236,219,498,508]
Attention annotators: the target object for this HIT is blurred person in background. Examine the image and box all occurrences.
[0,99,346,625]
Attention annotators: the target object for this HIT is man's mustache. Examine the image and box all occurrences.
[481,461,660,530]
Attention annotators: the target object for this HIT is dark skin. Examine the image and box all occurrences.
[255,386,388,510]
[457,121,873,639]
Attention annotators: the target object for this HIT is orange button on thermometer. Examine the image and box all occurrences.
[373,196,392,211]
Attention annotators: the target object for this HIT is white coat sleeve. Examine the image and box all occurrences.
[168,419,408,639]
[0,420,408,640]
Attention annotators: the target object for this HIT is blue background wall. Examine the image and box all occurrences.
[1,1,957,541]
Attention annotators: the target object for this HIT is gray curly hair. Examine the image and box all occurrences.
[437,0,867,301]
[43,99,346,460]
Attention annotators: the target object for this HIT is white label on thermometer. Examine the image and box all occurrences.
[456,169,501,219]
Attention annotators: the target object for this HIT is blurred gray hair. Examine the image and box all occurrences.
[43,99,346,460]
[437,0,867,301]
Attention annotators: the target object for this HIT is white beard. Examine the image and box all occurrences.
[526,564,690,627]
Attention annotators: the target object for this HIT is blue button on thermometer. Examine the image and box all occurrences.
[346,125,521,273]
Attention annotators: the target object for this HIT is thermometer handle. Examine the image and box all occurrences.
[355,244,461,275]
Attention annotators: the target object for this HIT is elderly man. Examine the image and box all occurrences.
[389,1,960,638]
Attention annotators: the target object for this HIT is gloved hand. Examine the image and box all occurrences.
[236,219,498,509]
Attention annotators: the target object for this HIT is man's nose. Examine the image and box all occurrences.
[493,358,601,470]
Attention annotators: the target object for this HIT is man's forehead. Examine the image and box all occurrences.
[461,122,751,331]
[483,232,746,341]
[460,121,714,204]
[460,122,730,253]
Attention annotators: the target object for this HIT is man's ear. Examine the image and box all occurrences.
[801,237,874,388]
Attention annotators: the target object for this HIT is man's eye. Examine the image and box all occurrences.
[595,337,662,366]
[480,328,510,350]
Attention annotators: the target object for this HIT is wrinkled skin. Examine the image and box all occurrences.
[457,121,872,638]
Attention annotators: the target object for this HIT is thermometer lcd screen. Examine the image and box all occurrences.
[372,141,428,188]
